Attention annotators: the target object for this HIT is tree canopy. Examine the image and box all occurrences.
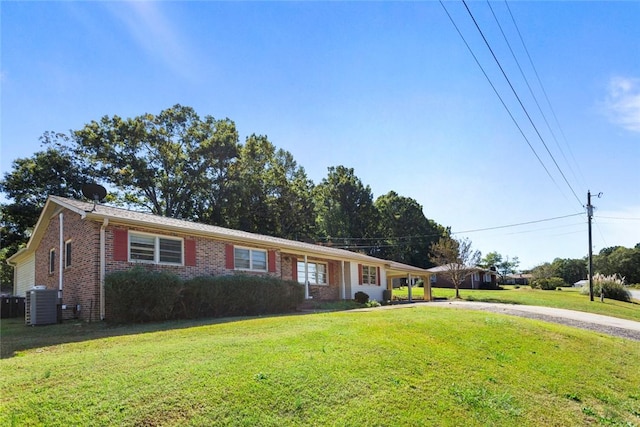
[0,105,452,290]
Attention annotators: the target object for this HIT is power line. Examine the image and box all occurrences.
[595,215,640,221]
[504,0,588,190]
[486,0,585,192]
[452,212,584,234]
[318,212,585,244]
[438,0,561,194]
[461,0,583,208]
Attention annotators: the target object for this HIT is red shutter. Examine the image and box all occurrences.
[358,264,363,285]
[225,244,235,270]
[291,257,298,282]
[329,262,335,285]
[377,266,381,286]
[185,239,196,266]
[113,229,128,261]
[268,250,277,273]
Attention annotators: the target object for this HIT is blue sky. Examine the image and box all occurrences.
[2,1,639,270]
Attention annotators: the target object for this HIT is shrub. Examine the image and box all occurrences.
[580,274,631,302]
[530,277,566,290]
[105,267,182,323]
[364,299,381,308]
[354,291,369,304]
[181,274,304,318]
[106,268,305,323]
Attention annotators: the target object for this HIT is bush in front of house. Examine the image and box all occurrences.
[181,275,304,318]
[530,277,566,290]
[354,291,369,304]
[105,269,305,323]
[579,273,631,302]
[105,267,183,323]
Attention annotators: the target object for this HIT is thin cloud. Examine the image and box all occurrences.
[104,2,200,82]
[606,76,640,133]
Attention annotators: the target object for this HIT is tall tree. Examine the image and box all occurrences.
[429,237,481,299]
[550,257,587,285]
[314,166,378,251]
[374,191,446,268]
[225,134,315,239]
[594,246,640,285]
[481,251,520,284]
[73,104,239,218]
[0,143,94,290]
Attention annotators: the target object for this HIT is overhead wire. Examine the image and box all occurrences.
[437,0,562,195]
[504,0,588,189]
[460,0,583,208]
[317,212,585,248]
[486,0,585,193]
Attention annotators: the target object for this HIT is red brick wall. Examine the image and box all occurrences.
[105,225,282,279]
[34,210,101,321]
[283,256,340,300]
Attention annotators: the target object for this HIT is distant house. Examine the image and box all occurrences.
[573,279,588,288]
[504,273,532,286]
[426,264,498,289]
[7,196,432,322]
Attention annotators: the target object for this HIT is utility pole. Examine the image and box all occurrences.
[586,190,602,302]
[587,190,594,301]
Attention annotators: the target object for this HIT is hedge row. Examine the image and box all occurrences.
[105,268,305,323]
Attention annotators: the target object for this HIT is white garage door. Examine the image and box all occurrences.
[15,253,35,297]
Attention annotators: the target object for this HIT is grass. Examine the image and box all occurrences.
[2,307,640,426]
[393,286,640,322]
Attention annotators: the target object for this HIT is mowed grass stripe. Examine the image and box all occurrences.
[2,307,639,426]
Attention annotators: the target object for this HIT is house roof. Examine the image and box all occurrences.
[426,264,496,274]
[8,195,431,275]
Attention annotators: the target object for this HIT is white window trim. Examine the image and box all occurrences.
[297,261,328,286]
[49,248,56,274]
[64,239,72,269]
[234,246,268,272]
[128,231,184,265]
[472,272,480,282]
[361,265,378,286]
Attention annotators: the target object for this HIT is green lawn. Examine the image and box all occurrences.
[2,307,640,426]
[392,286,640,322]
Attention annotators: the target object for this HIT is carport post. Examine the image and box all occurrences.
[408,274,412,302]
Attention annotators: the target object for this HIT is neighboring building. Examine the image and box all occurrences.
[427,264,498,289]
[573,279,588,288]
[7,196,432,322]
[504,273,532,286]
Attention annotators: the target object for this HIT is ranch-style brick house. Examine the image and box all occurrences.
[427,264,498,289]
[7,196,432,322]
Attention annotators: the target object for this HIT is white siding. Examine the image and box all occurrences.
[348,264,387,301]
[15,253,36,297]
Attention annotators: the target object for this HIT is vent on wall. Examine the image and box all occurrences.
[25,288,59,326]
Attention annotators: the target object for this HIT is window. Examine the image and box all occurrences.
[297,261,327,285]
[64,240,72,268]
[49,249,55,274]
[129,232,183,265]
[234,247,267,271]
[472,272,480,282]
[361,265,378,285]
[484,273,492,283]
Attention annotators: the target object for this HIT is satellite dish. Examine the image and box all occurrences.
[81,183,107,211]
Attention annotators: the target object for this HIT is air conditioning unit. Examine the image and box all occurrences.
[25,288,59,326]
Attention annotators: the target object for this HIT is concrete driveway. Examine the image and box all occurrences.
[365,300,640,341]
[630,289,640,302]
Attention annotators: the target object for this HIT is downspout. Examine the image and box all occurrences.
[304,254,310,299]
[340,261,345,300]
[100,218,109,320]
[58,212,64,299]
